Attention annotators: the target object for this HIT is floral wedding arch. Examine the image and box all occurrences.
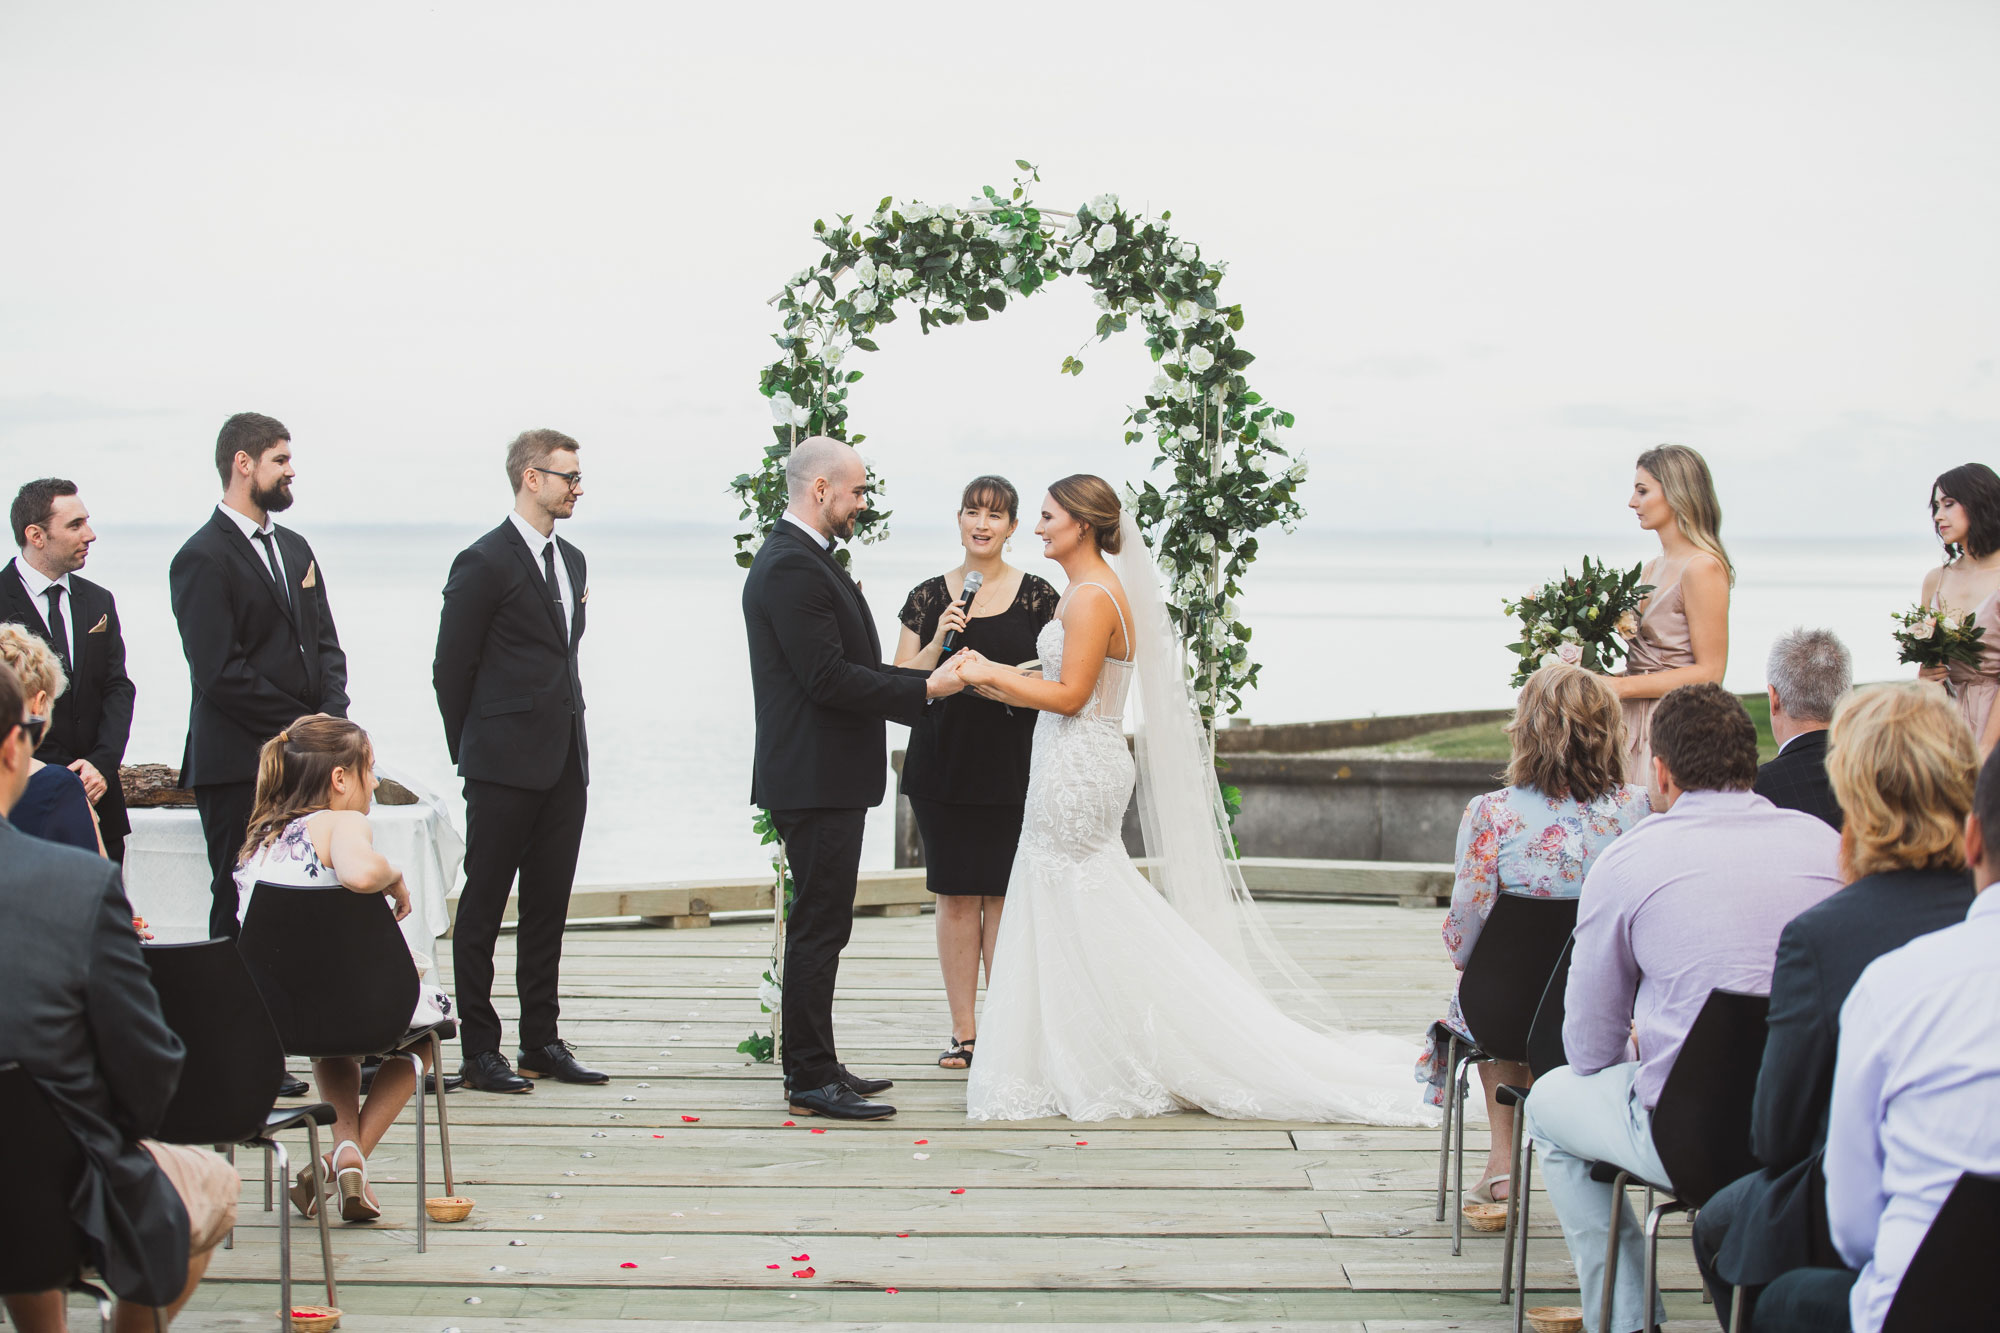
[732,164,1310,1061]
[732,162,1309,728]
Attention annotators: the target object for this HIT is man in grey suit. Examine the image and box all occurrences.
[0,660,238,1329]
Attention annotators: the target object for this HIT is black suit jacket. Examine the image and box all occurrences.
[433,521,588,790]
[1753,730,1841,830]
[0,818,188,1306]
[1717,865,1975,1282]
[742,519,928,810]
[0,564,136,838]
[168,509,349,786]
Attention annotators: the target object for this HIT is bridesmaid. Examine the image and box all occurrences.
[893,476,1060,1071]
[1604,444,1733,788]
[1917,463,2000,759]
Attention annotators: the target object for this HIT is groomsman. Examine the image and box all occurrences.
[3,479,136,861]
[170,413,349,943]
[434,429,601,1094]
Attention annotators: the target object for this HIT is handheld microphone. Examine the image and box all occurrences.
[939,570,984,655]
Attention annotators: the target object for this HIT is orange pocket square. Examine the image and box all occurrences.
[300,560,318,590]
[580,587,590,605]
[87,614,109,634]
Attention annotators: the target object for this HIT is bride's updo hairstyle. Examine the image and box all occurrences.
[241,714,374,862]
[1047,474,1123,554]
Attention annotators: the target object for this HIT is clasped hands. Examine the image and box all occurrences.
[925,648,1011,701]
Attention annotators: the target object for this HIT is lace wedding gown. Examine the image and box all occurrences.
[966,599,1431,1125]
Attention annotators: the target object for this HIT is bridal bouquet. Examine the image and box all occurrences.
[1503,557,1654,688]
[1891,603,1987,675]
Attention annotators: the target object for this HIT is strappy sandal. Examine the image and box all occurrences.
[331,1139,382,1223]
[937,1037,975,1069]
[288,1155,331,1219]
[1466,1172,1511,1205]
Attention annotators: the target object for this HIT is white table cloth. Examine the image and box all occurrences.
[122,765,464,963]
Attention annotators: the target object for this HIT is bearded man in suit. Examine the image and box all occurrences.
[741,437,969,1120]
[169,413,348,944]
[3,478,136,861]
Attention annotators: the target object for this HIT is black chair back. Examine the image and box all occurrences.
[238,882,419,1059]
[1458,894,1581,1063]
[1881,1172,2000,1332]
[0,1063,91,1296]
[143,940,286,1145]
[1524,934,1576,1078]
[1647,988,1770,1208]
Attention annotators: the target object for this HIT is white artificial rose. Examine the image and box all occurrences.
[745,535,764,556]
[1064,214,1084,239]
[1175,299,1198,322]
[1001,254,1018,276]
[1244,453,1268,476]
[1122,297,1143,314]
[940,202,960,221]
[895,268,914,286]
[1176,241,1198,262]
[1204,497,1222,517]
[854,259,877,287]
[1150,374,1173,397]
[961,252,976,272]
[851,289,877,314]
[1094,292,1112,310]
[1198,532,1216,554]
[1170,380,1193,401]
[1089,192,1118,217]
[1187,345,1215,373]
[972,219,992,238]
[823,342,845,366]
[1179,424,1201,441]
[1069,242,1096,268]
[770,396,809,428]
[1287,458,1309,481]
[928,218,946,236]
[1540,652,1564,670]
[1093,222,1118,251]
[991,225,1015,248]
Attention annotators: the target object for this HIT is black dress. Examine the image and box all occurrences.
[898,571,1060,895]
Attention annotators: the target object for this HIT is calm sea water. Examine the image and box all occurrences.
[74,522,1936,882]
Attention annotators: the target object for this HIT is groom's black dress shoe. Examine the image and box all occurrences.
[838,1065,893,1097]
[277,1074,311,1098]
[518,1041,610,1085]
[789,1081,897,1120]
[460,1051,533,1093]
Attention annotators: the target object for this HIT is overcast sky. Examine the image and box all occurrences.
[3,2,1995,544]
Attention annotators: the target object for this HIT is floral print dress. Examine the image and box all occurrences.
[1413,782,1651,1105]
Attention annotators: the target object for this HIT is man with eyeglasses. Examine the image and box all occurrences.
[169,413,349,950]
[434,429,601,1094]
[3,478,137,861]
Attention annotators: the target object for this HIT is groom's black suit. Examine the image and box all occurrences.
[742,517,928,1093]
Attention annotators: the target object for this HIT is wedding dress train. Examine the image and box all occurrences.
[966,556,1431,1126]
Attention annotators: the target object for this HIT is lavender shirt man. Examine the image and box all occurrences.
[1524,683,1842,1333]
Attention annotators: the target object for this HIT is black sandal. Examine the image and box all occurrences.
[938,1037,975,1069]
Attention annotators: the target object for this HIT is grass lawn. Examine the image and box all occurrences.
[1349,690,1779,764]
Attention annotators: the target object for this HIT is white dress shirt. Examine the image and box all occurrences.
[1825,887,2000,1332]
[782,510,832,551]
[508,511,574,637]
[215,501,287,589]
[11,555,74,664]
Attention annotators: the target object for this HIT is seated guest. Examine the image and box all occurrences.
[1415,663,1650,1205]
[0,622,100,853]
[1752,627,1850,829]
[1694,682,1977,1329]
[0,659,238,1329]
[1522,682,1842,1333]
[1755,745,2000,1332]
[236,715,451,1223]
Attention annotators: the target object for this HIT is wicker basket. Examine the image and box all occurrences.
[1462,1201,1508,1232]
[288,1305,341,1332]
[424,1196,476,1222]
[1526,1307,1583,1333]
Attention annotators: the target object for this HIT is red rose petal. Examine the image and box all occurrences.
[1076,1140,1088,1146]
[885,1287,899,1294]
[765,1263,780,1269]
[619,1262,638,1269]
[791,1252,810,1261]
[652,1134,665,1139]
[895,1232,909,1238]
[914,1139,928,1144]
[792,1266,816,1279]
[949,1188,966,1194]
[809,1127,825,1134]
[782,1120,796,1126]
[681,1115,700,1122]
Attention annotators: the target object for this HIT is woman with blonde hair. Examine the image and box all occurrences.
[1606,444,1733,788]
[0,622,100,854]
[236,714,452,1224]
[1691,681,1977,1326]
[1414,662,1651,1203]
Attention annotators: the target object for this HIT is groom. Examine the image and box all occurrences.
[742,436,968,1119]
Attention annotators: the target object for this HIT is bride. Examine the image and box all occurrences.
[949,475,1431,1124]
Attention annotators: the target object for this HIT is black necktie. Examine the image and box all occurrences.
[255,531,291,609]
[542,541,564,622]
[43,586,70,671]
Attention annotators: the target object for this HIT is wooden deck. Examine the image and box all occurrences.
[170,902,1721,1331]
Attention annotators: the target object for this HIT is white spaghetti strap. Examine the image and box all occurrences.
[1069,581,1132,662]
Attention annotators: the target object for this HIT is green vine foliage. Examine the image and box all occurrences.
[731,162,1308,723]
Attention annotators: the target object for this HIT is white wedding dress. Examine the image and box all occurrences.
[966,540,1432,1126]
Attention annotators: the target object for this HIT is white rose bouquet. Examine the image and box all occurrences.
[1892,603,1986,680]
[1503,557,1654,689]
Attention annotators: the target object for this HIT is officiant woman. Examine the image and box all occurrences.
[894,476,1059,1071]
